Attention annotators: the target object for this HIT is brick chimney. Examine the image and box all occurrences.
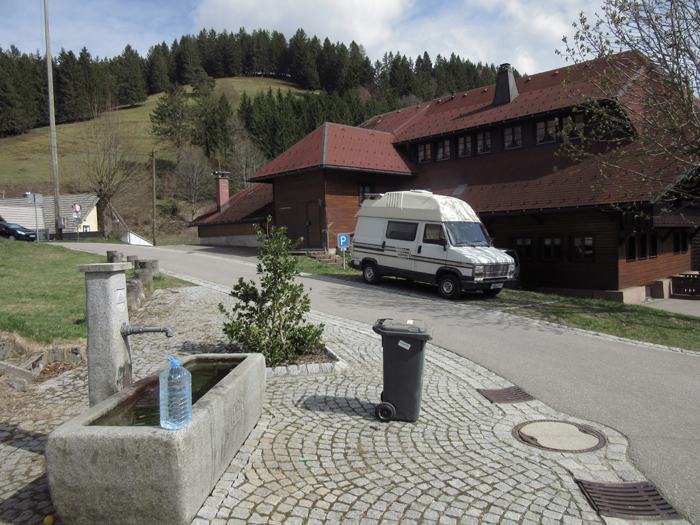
[215,173,230,212]
[493,63,519,107]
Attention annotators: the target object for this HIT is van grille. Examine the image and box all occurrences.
[484,264,509,279]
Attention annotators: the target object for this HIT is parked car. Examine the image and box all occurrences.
[350,190,516,299]
[0,222,37,241]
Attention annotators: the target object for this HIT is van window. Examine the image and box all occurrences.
[423,224,446,244]
[444,222,491,247]
[386,221,418,242]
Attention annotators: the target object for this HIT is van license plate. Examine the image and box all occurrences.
[490,283,503,289]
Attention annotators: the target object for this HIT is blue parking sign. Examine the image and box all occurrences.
[338,234,350,248]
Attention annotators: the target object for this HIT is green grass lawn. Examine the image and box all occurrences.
[0,239,190,346]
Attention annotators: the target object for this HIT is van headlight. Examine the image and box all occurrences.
[508,263,515,276]
[474,265,484,281]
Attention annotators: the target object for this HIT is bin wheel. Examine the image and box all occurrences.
[375,402,395,422]
[438,274,461,300]
[363,262,380,284]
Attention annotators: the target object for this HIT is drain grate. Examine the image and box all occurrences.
[477,386,534,404]
[576,479,682,519]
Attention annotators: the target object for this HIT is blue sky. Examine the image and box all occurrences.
[1,0,605,75]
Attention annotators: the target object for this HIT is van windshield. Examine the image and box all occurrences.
[444,222,492,247]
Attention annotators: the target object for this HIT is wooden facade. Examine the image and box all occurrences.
[273,172,326,249]
[483,209,692,291]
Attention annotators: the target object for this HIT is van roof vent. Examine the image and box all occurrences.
[384,192,404,209]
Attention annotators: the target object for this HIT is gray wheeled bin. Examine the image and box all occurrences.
[373,318,432,422]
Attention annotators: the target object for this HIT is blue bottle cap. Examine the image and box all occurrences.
[167,354,180,366]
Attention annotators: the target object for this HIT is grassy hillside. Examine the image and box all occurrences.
[0,77,307,198]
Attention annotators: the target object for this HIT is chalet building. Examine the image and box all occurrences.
[191,54,699,303]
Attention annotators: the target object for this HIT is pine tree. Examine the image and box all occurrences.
[150,83,192,152]
[115,45,147,107]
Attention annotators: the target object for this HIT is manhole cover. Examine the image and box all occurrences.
[576,479,682,519]
[477,386,534,403]
[512,420,606,453]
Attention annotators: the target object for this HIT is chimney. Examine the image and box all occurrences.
[215,172,230,212]
[493,63,519,107]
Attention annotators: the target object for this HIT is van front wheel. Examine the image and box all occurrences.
[363,262,380,284]
[438,274,461,299]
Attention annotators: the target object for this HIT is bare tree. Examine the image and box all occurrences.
[79,105,145,234]
[174,145,213,220]
[225,115,267,191]
[558,0,700,215]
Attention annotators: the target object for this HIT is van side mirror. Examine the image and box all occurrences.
[438,238,447,248]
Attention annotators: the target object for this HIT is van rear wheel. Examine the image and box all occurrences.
[363,262,380,284]
[438,274,461,299]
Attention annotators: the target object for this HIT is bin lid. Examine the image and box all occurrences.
[372,318,432,340]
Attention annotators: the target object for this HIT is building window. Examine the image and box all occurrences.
[572,236,594,261]
[503,126,522,150]
[359,184,374,204]
[477,132,491,154]
[82,225,90,232]
[386,221,418,242]
[423,224,446,245]
[513,237,533,261]
[638,234,648,260]
[436,139,451,161]
[458,136,472,157]
[650,232,658,258]
[536,119,557,144]
[542,237,562,260]
[417,143,432,163]
[626,235,637,262]
[563,113,584,139]
[673,231,688,254]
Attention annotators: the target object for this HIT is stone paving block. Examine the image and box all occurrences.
[0,284,689,525]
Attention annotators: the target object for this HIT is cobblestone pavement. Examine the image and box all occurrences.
[0,282,690,525]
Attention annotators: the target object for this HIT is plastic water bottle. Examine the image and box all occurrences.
[159,355,192,430]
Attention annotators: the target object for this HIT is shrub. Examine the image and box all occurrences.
[219,219,324,366]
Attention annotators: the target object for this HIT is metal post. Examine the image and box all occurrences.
[152,150,157,246]
[44,0,62,240]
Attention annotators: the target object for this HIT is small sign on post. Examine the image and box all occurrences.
[338,233,350,270]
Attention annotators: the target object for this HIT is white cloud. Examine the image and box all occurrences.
[1,0,606,73]
[193,0,409,54]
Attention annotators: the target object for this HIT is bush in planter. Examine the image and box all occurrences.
[219,220,324,366]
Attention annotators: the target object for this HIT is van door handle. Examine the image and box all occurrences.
[418,245,422,254]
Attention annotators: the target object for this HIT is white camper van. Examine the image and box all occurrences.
[350,190,515,299]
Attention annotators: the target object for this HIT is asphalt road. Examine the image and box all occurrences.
[58,242,700,523]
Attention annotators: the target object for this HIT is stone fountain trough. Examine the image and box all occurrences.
[45,353,265,525]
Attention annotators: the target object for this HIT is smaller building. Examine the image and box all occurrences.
[190,177,274,246]
[0,193,99,238]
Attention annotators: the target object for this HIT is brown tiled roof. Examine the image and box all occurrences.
[252,123,413,181]
[190,182,273,226]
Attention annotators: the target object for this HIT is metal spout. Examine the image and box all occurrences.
[121,323,175,338]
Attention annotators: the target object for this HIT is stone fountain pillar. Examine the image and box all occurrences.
[78,262,134,407]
